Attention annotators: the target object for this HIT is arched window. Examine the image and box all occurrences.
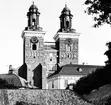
[33,18,36,22]
[77,67,82,72]
[52,81,54,88]
[50,57,52,61]
[32,43,36,50]
[66,21,69,28]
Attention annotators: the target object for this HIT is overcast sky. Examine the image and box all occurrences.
[0,0,111,73]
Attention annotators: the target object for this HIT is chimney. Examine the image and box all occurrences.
[8,65,14,74]
[82,62,85,65]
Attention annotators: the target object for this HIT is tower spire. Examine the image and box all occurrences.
[25,2,42,31]
[33,1,34,5]
[65,3,67,8]
[65,0,68,8]
[58,4,75,33]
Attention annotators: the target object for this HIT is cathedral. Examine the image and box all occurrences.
[0,3,100,89]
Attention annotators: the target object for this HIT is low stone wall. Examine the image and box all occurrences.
[0,89,92,105]
[83,84,111,105]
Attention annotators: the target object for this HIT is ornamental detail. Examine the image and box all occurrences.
[30,36,38,44]
[60,52,77,60]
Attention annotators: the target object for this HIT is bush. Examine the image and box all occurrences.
[74,65,111,95]
[0,78,18,89]
[72,42,111,95]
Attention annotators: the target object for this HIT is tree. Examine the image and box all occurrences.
[0,78,18,89]
[104,42,111,65]
[72,42,111,95]
[73,65,111,95]
[85,0,111,27]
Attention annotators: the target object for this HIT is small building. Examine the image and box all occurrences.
[48,64,100,89]
[0,65,36,88]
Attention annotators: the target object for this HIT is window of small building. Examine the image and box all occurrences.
[77,67,82,72]
[64,80,68,88]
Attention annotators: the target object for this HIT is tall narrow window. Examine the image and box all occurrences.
[52,81,54,88]
[32,18,36,22]
[32,44,36,50]
[50,57,52,61]
[66,21,69,28]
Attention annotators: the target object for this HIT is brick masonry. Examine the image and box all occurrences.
[0,89,92,105]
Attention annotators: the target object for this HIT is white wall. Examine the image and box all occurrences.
[48,75,83,89]
[48,76,59,89]
[59,75,83,89]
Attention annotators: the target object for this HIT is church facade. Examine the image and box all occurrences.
[17,3,100,89]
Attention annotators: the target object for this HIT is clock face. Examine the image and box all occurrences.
[65,38,72,46]
[30,36,38,43]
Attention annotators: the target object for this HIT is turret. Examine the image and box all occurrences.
[59,4,75,33]
[25,2,42,31]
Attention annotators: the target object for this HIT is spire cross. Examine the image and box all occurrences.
[32,1,34,5]
[65,0,67,6]
[65,3,67,8]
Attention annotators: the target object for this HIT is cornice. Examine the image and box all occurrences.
[53,32,80,41]
[21,30,46,38]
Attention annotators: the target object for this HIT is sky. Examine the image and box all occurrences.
[0,0,111,74]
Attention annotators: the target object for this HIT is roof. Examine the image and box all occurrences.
[48,64,102,79]
[62,4,70,12]
[0,73,22,87]
[29,2,38,11]
[0,72,32,88]
[60,4,73,17]
[28,2,40,15]
[44,42,56,51]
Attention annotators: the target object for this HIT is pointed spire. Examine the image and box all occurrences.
[25,2,42,31]
[65,0,67,6]
[32,1,35,6]
[65,3,67,8]
[59,4,74,33]
[33,1,34,5]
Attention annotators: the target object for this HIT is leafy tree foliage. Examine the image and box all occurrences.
[104,42,111,65]
[73,65,111,95]
[0,78,18,89]
[85,0,111,27]
[68,41,111,95]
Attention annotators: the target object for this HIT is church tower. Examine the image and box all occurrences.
[21,2,46,87]
[54,4,80,66]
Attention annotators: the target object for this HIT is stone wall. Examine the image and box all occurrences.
[0,89,92,105]
[83,84,111,105]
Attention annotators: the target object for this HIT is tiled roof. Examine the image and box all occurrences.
[48,64,102,79]
[44,45,56,50]
[0,73,22,87]
[44,42,56,50]
[0,73,33,88]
